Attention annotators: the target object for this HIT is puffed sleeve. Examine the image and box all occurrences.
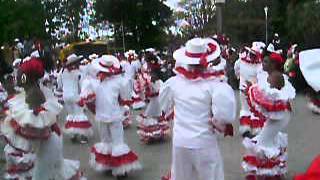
[159,77,174,116]
[234,59,240,79]
[211,82,236,123]
[119,76,132,102]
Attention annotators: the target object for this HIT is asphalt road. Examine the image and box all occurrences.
[1,94,320,180]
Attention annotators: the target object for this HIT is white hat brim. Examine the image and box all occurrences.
[173,44,221,65]
[299,49,320,91]
[66,55,83,65]
[92,59,110,73]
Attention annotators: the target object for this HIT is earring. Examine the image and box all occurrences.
[21,73,27,84]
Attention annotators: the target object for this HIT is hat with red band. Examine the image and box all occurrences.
[173,37,221,66]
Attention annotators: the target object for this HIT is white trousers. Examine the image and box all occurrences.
[172,146,224,180]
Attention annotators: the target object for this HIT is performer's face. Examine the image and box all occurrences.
[262,57,271,72]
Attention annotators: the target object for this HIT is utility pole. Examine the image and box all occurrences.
[215,0,225,34]
[121,20,125,53]
[264,6,269,45]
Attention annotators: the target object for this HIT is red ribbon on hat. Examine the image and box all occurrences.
[185,43,217,68]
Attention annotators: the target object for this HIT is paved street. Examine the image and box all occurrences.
[1,94,320,180]
[62,94,320,180]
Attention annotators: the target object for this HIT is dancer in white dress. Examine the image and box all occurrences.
[81,55,142,177]
[234,42,266,137]
[1,57,85,180]
[58,54,93,143]
[242,53,295,180]
[0,54,35,180]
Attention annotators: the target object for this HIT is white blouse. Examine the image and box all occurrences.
[159,76,237,148]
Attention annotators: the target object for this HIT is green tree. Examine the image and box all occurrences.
[0,0,46,44]
[95,0,172,50]
[286,1,320,48]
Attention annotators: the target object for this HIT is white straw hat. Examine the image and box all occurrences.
[173,37,221,65]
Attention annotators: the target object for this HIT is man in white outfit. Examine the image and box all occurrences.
[160,38,237,180]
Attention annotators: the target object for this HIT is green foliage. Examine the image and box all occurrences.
[0,0,46,44]
[95,0,172,50]
[286,1,320,48]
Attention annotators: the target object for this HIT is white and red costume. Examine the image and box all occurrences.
[234,42,266,135]
[83,55,141,176]
[160,38,236,180]
[58,54,93,138]
[242,71,295,179]
[120,50,141,125]
[1,90,35,180]
[137,77,171,143]
[1,58,85,180]
[131,63,149,110]
[299,49,320,114]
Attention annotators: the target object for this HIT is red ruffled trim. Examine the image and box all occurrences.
[79,93,96,107]
[240,116,251,126]
[33,106,46,116]
[251,119,266,129]
[10,120,51,140]
[65,121,92,129]
[118,97,133,106]
[243,155,283,169]
[91,147,138,167]
[7,163,34,174]
[138,125,162,133]
[175,67,225,80]
[250,86,292,112]
[246,87,267,122]
[145,91,159,98]
[91,146,112,166]
[111,151,138,167]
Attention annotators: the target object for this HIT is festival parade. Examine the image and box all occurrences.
[0,0,320,180]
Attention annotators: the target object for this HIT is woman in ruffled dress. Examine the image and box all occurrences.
[136,56,170,143]
[234,42,266,138]
[0,54,35,180]
[242,53,296,180]
[82,55,141,178]
[58,54,93,143]
[1,57,85,180]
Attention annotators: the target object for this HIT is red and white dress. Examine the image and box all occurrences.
[137,79,170,143]
[132,63,149,110]
[234,54,264,135]
[1,91,35,180]
[242,71,295,179]
[82,70,141,176]
[1,88,85,180]
[58,68,93,138]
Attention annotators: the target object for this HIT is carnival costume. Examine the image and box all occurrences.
[242,71,295,179]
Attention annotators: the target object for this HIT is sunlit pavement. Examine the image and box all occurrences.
[1,94,319,180]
